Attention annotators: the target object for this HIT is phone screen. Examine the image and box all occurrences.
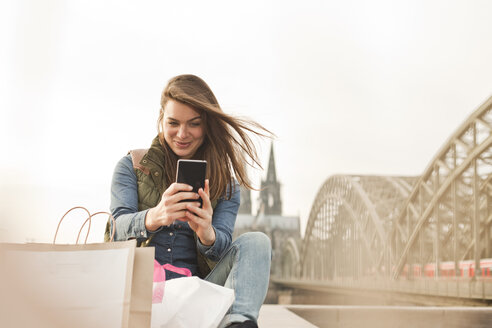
[176,159,207,207]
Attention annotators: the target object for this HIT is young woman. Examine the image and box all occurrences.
[110,74,272,328]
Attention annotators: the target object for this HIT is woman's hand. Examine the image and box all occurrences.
[145,183,200,231]
[185,179,215,246]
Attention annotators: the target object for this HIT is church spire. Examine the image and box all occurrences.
[259,142,282,215]
[266,143,277,184]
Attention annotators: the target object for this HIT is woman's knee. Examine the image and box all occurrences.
[235,232,272,257]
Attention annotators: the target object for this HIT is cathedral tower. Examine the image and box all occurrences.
[259,142,282,215]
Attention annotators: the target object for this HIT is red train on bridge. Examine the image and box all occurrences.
[401,259,492,278]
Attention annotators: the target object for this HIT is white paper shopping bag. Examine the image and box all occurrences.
[53,206,154,328]
[151,276,234,328]
[0,240,137,328]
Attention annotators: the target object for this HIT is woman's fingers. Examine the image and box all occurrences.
[150,182,204,228]
[198,185,212,210]
[168,191,200,204]
[155,181,212,230]
[163,182,193,196]
[185,209,199,222]
[186,203,208,219]
[152,202,200,225]
[185,208,209,228]
[185,207,215,246]
[169,201,200,213]
[169,210,188,221]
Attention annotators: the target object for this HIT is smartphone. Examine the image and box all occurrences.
[176,159,207,207]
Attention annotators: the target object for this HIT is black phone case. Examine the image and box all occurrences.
[176,160,207,207]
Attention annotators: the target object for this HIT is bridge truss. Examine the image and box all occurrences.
[276,96,492,302]
[300,175,416,280]
[390,96,492,279]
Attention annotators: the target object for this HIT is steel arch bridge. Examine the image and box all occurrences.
[275,96,492,303]
[301,175,416,281]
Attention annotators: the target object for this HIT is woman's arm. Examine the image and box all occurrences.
[110,155,156,241]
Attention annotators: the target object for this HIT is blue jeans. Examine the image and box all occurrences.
[205,232,272,327]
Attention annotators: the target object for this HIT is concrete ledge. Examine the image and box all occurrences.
[258,304,318,328]
[272,278,492,304]
[284,305,492,328]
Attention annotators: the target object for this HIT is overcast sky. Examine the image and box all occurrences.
[2,0,492,242]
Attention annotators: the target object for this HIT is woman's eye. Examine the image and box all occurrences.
[190,122,201,127]
[168,121,179,126]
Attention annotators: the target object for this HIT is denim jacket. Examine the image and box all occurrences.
[110,155,240,277]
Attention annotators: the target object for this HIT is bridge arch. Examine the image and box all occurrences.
[279,237,301,279]
[301,175,416,281]
[391,96,492,279]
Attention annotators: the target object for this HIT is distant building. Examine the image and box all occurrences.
[259,143,282,215]
[238,184,252,215]
[234,142,301,278]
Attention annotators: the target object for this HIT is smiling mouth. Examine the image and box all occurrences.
[175,141,191,148]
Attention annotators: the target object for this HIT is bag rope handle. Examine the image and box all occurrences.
[77,211,116,244]
[53,206,116,244]
[53,206,91,244]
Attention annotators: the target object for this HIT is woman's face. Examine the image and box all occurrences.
[162,99,205,159]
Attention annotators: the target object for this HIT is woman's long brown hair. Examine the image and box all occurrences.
[157,74,272,201]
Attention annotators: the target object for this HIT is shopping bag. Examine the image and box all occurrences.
[0,240,137,328]
[129,246,154,328]
[55,207,154,328]
[151,276,235,328]
[152,260,192,304]
[0,206,154,328]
